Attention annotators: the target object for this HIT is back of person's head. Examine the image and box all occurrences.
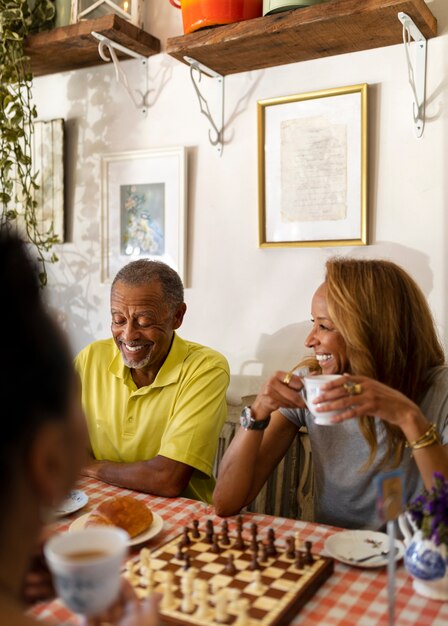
[111,259,184,312]
[325,257,444,401]
[0,230,74,497]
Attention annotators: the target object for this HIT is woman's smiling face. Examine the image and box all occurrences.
[305,282,349,375]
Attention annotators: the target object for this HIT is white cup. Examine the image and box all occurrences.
[44,527,129,617]
[301,374,344,425]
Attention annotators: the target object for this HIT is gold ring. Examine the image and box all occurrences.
[283,372,292,385]
[344,381,362,396]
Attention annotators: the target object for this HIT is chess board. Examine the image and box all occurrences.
[125,521,334,626]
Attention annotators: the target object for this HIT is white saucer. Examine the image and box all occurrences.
[69,510,164,546]
[324,530,405,568]
[53,490,89,517]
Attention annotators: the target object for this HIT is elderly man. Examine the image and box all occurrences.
[75,259,229,503]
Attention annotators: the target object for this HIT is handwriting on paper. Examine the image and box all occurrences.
[280,115,348,223]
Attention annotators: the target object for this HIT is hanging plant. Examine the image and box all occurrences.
[0,0,57,286]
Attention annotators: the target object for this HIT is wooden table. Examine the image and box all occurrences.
[30,477,448,625]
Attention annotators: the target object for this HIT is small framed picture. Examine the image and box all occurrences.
[258,84,368,247]
[101,147,187,282]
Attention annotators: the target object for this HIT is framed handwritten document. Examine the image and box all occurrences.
[258,84,368,247]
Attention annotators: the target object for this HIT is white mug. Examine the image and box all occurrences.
[44,527,129,616]
[301,374,344,425]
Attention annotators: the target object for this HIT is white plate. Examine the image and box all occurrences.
[69,510,164,547]
[53,490,89,517]
[324,530,405,568]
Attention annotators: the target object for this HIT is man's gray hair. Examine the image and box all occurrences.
[112,259,184,311]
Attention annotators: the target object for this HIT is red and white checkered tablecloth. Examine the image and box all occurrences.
[29,477,448,626]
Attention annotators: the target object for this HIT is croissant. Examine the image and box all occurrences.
[86,495,153,538]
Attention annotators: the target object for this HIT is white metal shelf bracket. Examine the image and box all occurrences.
[184,56,224,156]
[91,31,150,116]
[398,12,427,138]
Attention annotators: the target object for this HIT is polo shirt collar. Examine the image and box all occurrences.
[108,333,188,389]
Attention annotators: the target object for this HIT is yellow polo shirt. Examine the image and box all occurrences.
[74,333,229,503]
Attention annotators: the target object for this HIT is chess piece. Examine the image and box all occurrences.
[183,554,191,570]
[175,541,184,560]
[227,588,240,612]
[192,519,200,539]
[194,580,209,619]
[180,572,194,614]
[144,566,155,596]
[304,540,314,565]
[248,569,263,593]
[250,536,258,553]
[259,542,268,563]
[181,526,191,547]
[234,598,249,626]
[224,553,237,576]
[140,547,151,573]
[286,535,295,559]
[295,531,302,553]
[220,520,230,545]
[250,522,258,540]
[160,571,175,610]
[211,536,221,554]
[249,551,261,570]
[205,519,214,544]
[295,550,304,570]
[234,525,245,550]
[215,588,229,623]
[236,514,243,532]
[266,528,277,557]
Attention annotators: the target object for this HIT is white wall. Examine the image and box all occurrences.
[33,0,448,402]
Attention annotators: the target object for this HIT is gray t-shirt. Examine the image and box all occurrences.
[280,367,448,530]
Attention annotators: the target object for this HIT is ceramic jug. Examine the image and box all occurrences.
[398,512,448,601]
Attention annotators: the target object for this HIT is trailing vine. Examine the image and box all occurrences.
[0,0,57,286]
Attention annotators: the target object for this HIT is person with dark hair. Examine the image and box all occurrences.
[0,231,158,625]
[214,258,448,529]
[76,259,229,502]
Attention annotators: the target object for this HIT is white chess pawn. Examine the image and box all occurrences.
[295,531,302,553]
[227,588,240,613]
[180,573,194,614]
[140,547,151,574]
[194,579,210,619]
[160,571,176,610]
[234,597,249,626]
[144,566,155,596]
[215,588,229,623]
[248,569,263,593]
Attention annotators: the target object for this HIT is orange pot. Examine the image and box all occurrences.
[170,0,263,35]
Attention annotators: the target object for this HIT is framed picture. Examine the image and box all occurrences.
[101,147,187,283]
[258,84,368,247]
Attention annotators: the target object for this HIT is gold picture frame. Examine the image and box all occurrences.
[258,84,368,247]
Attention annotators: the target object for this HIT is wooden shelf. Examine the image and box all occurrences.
[25,14,161,77]
[166,0,437,76]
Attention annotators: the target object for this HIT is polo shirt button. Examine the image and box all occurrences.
[128,416,133,423]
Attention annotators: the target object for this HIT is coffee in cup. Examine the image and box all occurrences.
[44,527,129,616]
[301,374,344,425]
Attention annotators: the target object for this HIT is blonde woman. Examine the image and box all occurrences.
[213,258,448,529]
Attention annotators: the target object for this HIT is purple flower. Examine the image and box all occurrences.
[407,472,448,547]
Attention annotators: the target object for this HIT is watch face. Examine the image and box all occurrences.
[240,407,252,430]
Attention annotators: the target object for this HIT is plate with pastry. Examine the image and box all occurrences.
[69,495,163,546]
[53,489,89,517]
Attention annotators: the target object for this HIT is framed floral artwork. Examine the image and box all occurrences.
[258,84,368,247]
[101,147,187,282]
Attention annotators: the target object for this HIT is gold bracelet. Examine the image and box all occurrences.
[405,424,440,450]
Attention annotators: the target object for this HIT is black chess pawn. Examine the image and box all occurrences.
[234,526,245,550]
[210,536,221,554]
[180,526,192,547]
[249,552,261,571]
[220,520,230,546]
[285,536,295,559]
[250,537,259,553]
[175,541,184,560]
[304,540,314,565]
[259,542,268,563]
[192,519,200,539]
[295,550,304,570]
[266,528,277,557]
[250,522,258,539]
[183,553,191,570]
[205,519,214,544]
[236,514,243,532]
[224,553,237,576]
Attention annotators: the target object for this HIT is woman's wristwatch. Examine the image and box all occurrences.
[240,406,271,431]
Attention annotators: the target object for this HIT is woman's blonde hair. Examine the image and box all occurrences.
[325,257,445,469]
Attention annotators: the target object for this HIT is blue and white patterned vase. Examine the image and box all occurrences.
[399,513,448,601]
